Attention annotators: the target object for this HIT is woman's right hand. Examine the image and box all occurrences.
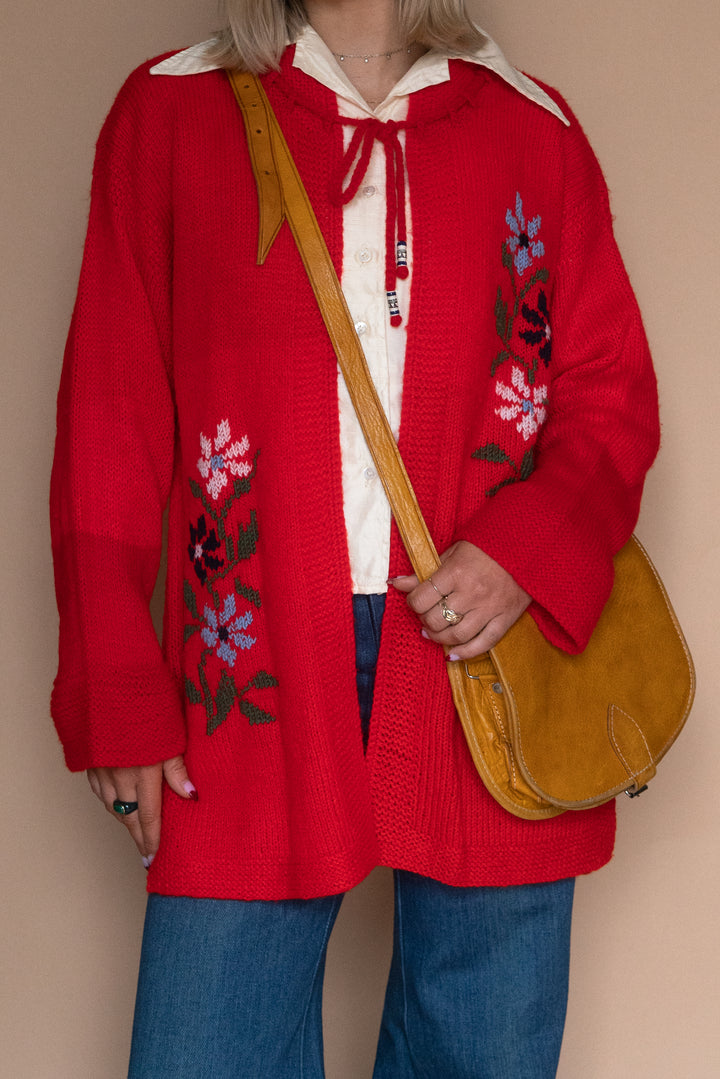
[86,756,197,868]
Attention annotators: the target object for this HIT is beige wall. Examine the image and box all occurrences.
[2,1,718,1075]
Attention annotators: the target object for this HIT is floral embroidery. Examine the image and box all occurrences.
[492,203,550,384]
[471,443,536,498]
[188,515,224,585]
[184,421,277,734]
[201,594,256,667]
[197,420,252,501]
[472,195,552,497]
[519,290,552,367]
[505,192,544,276]
[495,367,548,441]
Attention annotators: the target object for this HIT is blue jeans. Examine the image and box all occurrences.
[352,593,386,749]
[129,598,575,1077]
[129,875,574,1078]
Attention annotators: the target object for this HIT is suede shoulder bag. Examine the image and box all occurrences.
[227,71,695,820]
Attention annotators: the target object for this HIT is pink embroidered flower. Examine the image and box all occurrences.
[495,367,548,441]
[197,420,252,500]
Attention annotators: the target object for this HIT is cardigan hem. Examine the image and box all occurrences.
[144,810,615,900]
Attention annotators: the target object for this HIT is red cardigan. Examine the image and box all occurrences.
[50,50,660,899]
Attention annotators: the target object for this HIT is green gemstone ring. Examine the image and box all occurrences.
[112,800,139,816]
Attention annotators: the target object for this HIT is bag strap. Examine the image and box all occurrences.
[227,70,441,583]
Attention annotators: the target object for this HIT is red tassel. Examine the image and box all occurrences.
[390,314,403,327]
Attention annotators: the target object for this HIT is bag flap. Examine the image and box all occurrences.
[489,536,695,807]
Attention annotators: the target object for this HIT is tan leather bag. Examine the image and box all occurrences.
[448,537,694,819]
[228,71,695,820]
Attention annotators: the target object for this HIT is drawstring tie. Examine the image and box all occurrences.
[328,118,409,327]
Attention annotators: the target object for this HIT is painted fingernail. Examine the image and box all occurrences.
[142,854,155,870]
[421,629,430,639]
[183,781,199,801]
[447,653,460,662]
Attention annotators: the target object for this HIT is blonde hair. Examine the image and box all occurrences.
[206,0,486,73]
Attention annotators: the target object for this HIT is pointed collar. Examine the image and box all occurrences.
[150,25,569,126]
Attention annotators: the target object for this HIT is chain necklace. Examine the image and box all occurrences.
[332,44,414,63]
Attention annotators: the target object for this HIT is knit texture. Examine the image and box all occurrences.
[50,51,659,899]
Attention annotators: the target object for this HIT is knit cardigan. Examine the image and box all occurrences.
[50,49,660,899]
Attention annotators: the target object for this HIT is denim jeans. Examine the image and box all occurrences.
[352,593,386,748]
[128,597,575,1077]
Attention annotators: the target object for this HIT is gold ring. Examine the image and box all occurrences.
[441,600,463,626]
[428,577,447,599]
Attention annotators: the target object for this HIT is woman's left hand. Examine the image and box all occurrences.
[389,540,530,661]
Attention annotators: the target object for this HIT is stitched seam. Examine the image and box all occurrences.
[487,691,518,788]
[298,895,342,1078]
[453,680,558,817]
[394,872,423,1078]
[630,539,696,746]
[608,706,653,779]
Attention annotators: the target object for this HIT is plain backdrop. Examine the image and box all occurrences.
[1,1,718,1075]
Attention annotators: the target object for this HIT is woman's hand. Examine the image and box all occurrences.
[86,756,197,868]
[390,540,530,661]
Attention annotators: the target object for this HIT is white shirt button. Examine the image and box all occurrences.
[362,185,376,198]
[363,467,376,481]
[355,321,368,336]
[357,247,373,264]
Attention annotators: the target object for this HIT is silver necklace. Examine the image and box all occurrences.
[332,44,413,63]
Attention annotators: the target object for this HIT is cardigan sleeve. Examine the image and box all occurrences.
[50,66,187,770]
[455,98,660,653]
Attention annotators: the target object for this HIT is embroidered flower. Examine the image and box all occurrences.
[519,290,552,366]
[187,515,224,585]
[495,366,548,441]
[201,594,256,667]
[505,193,544,276]
[197,420,252,501]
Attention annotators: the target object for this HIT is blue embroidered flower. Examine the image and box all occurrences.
[519,290,552,366]
[505,193,544,276]
[188,515,224,585]
[201,594,256,667]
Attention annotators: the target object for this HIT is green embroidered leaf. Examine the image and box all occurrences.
[519,266,550,303]
[199,664,214,721]
[520,450,536,481]
[494,287,508,341]
[185,677,203,705]
[225,532,236,563]
[207,671,237,735]
[235,580,263,609]
[501,242,513,271]
[250,670,279,690]
[234,478,251,497]
[217,516,226,540]
[189,478,203,499]
[239,698,277,726]
[236,510,259,561]
[491,349,510,376]
[184,623,201,643]
[183,581,199,620]
[472,443,512,465]
[487,476,519,497]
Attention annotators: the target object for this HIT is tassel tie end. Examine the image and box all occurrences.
[396,240,409,280]
[387,290,402,327]
[330,117,410,326]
